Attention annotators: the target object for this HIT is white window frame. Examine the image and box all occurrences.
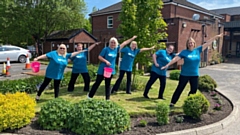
[107,16,113,28]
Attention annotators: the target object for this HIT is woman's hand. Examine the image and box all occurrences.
[155,63,159,67]
[105,61,111,66]
[34,58,38,61]
[161,65,168,70]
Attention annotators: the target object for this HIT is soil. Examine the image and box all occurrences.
[4,91,232,135]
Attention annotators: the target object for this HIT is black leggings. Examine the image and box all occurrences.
[112,70,132,93]
[143,71,166,98]
[88,74,112,100]
[171,75,199,104]
[37,77,61,98]
[67,72,90,92]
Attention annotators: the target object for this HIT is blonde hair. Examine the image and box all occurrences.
[130,41,138,49]
[109,37,119,48]
[186,37,196,49]
[57,44,67,57]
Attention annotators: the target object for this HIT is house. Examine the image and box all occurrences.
[42,28,98,63]
[90,0,224,67]
[211,6,240,57]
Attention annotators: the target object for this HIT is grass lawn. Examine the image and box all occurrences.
[30,75,190,116]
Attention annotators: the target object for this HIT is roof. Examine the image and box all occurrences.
[211,6,240,16]
[90,0,222,18]
[45,29,97,41]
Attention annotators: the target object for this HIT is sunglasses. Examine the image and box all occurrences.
[60,47,65,50]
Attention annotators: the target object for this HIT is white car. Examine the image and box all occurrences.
[0,45,32,63]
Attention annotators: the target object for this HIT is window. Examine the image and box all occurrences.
[203,16,209,20]
[5,47,20,51]
[107,16,113,28]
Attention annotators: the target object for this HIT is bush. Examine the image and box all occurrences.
[0,92,36,132]
[183,93,210,119]
[156,102,170,125]
[0,76,44,94]
[169,70,181,80]
[198,75,217,92]
[38,98,72,130]
[119,76,146,91]
[67,99,130,135]
[87,64,98,81]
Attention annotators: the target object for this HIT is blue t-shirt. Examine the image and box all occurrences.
[71,49,88,73]
[97,46,120,75]
[45,51,71,80]
[178,46,202,76]
[120,47,140,71]
[151,50,175,76]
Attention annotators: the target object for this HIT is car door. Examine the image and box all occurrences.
[4,47,20,61]
[0,47,6,62]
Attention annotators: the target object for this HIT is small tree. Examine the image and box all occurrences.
[118,0,167,83]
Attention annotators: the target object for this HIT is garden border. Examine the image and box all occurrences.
[156,88,239,135]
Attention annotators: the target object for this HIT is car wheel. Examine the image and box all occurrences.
[18,55,26,63]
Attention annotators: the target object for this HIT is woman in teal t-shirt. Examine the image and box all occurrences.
[111,41,154,94]
[161,33,223,107]
[34,44,86,101]
[143,45,175,99]
[67,42,100,92]
[88,36,137,100]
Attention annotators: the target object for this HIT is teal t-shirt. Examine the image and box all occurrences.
[71,49,88,73]
[120,47,140,72]
[45,51,71,80]
[151,49,175,76]
[178,46,202,76]
[97,46,120,75]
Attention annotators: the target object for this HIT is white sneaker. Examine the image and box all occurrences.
[35,95,40,101]
[87,94,92,99]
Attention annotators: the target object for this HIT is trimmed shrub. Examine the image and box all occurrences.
[198,75,217,91]
[169,70,181,80]
[0,76,44,94]
[156,102,170,125]
[67,99,131,135]
[183,93,210,119]
[38,98,72,130]
[88,64,98,81]
[0,92,36,132]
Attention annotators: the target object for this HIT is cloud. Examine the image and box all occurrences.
[189,0,240,9]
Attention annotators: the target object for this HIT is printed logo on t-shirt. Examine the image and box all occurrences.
[128,53,135,57]
[108,53,117,57]
[187,54,198,58]
[76,55,83,58]
[166,57,171,62]
[57,58,66,62]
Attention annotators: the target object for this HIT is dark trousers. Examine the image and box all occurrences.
[37,77,61,98]
[112,70,132,93]
[171,75,199,104]
[88,74,112,100]
[67,72,90,92]
[143,71,166,98]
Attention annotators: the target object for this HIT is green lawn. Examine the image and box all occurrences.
[30,75,190,116]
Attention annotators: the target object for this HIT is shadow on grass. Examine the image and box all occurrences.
[126,97,158,102]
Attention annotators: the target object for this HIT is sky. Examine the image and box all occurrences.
[85,0,240,17]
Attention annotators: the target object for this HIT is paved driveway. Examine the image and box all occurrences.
[199,58,240,135]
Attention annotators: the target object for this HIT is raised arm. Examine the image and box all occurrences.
[202,33,223,51]
[34,54,47,61]
[119,36,137,50]
[98,56,111,66]
[88,42,101,51]
[71,50,87,58]
[140,46,155,53]
[161,56,181,70]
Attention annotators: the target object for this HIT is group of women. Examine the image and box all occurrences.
[34,33,223,107]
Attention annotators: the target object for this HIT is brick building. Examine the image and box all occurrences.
[42,29,98,63]
[90,0,224,67]
[211,6,240,57]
